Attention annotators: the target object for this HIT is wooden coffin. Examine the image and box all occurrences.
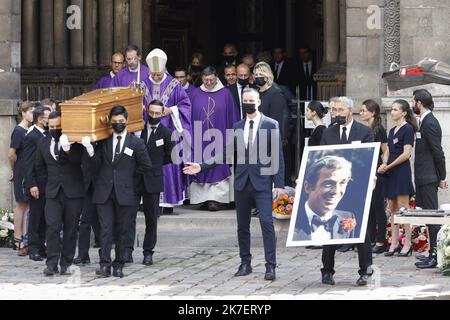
[60,87,145,142]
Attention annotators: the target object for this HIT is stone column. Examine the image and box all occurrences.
[22,0,38,67]
[142,0,154,56]
[338,0,346,64]
[114,0,129,52]
[99,0,114,66]
[84,0,97,66]
[323,0,339,64]
[285,0,294,56]
[70,0,84,66]
[129,0,143,50]
[384,0,400,71]
[40,0,54,66]
[54,0,69,67]
[0,0,21,209]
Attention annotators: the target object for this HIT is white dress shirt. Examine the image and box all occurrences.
[303,61,312,77]
[305,201,333,241]
[339,119,354,141]
[112,130,127,161]
[275,60,284,80]
[244,111,262,147]
[50,139,60,161]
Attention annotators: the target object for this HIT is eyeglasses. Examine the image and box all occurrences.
[126,57,138,62]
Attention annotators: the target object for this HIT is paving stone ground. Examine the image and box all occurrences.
[0,207,449,300]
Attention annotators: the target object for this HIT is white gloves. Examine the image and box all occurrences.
[60,134,71,152]
[81,136,94,157]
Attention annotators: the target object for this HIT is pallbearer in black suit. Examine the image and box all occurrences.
[89,106,152,278]
[184,88,285,281]
[140,100,174,266]
[35,111,86,275]
[320,97,374,286]
[23,105,51,261]
[412,89,447,269]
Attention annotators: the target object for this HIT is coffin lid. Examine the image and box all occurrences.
[60,87,144,107]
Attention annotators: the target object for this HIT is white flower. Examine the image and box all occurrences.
[0,229,8,237]
[1,214,8,221]
[8,212,14,220]
[445,246,450,257]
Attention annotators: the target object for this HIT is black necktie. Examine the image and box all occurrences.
[53,141,59,160]
[247,120,254,149]
[341,127,348,144]
[305,63,309,78]
[275,64,279,80]
[149,127,156,141]
[311,215,337,233]
[114,136,122,161]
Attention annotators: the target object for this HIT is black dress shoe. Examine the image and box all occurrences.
[43,266,58,276]
[306,245,323,250]
[60,266,72,275]
[371,245,386,254]
[123,256,133,264]
[162,207,174,215]
[234,264,252,277]
[29,253,44,261]
[416,254,429,262]
[73,256,91,265]
[113,267,124,278]
[356,274,370,286]
[207,201,220,211]
[264,265,276,281]
[415,257,437,269]
[143,255,153,266]
[321,273,335,285]
[336,244,354,253]
[95,266,111,277]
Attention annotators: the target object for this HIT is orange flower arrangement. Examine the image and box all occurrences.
[272,194,295,216]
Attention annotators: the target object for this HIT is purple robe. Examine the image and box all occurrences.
[190,87,239,184]
[185,83,200,102]
[143,74,192,205]
[112,65,149,87]
[94,73,114,89]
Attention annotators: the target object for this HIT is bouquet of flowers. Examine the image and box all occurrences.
[272,186,295,219]
[437,225,450,276]
[0,209,14,248]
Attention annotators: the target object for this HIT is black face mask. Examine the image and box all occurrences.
[148,117,161,126]
[112,122,126,134]
[224,55,236,63]
[191,65,202,73]
[238,78,249,86]
[49,129,62,141]
[254,77,267,87]
[242,103,257,115]
[336,115,347,125]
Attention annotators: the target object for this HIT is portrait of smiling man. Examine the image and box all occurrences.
[293,156,356,242]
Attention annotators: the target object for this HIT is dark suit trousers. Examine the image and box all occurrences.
[77,187,100,259]
[124,204,139,258]
[142,192,160,256]
[416,183,439,256]
[283,144,292,186]
[235,181,276,267]
[97,190,136,268]
[321,232,372,276]
[45,189,83,269]
[368,175,387,244]
[28,196,47,255]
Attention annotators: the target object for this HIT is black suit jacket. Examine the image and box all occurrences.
[91,132,152,206]
[271,60,295,93]
[320,120,374,145]
[227,83,241,119]
[23,127,48,194]
[259,85,291,140]
[35,136,85,199]
[414,112,446,186]
[294,59,317,100]
[201,114,285,192]
[140,124,174,193]
[293,208,356,241]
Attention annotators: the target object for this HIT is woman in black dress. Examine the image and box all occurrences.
[360,100,388,253]
[378,99,417,257]
[8,101,34,255]
[305,100,328,146]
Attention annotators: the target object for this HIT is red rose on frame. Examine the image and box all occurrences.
[341,218,357,232]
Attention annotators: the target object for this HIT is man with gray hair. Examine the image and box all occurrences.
[293,156,355,241]
[319,96,374,286]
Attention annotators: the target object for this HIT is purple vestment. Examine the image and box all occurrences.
[190,87,239,184]
[112,65,149,87]
[143,74,192,205]
[94,73,114,90]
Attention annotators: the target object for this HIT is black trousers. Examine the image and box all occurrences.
[97,191,137,268]
[368,174,387,244]
[45,189,83,269]
[283,144,292,186]
[76,187,100,260]
[416,182,439,256]
[142,192,160,256]
[235,181,276,267]
[28,195,46,256]
[124,202,139,259]
[321,232,372,276]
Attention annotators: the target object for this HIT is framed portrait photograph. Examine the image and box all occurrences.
[287,143,380,247]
